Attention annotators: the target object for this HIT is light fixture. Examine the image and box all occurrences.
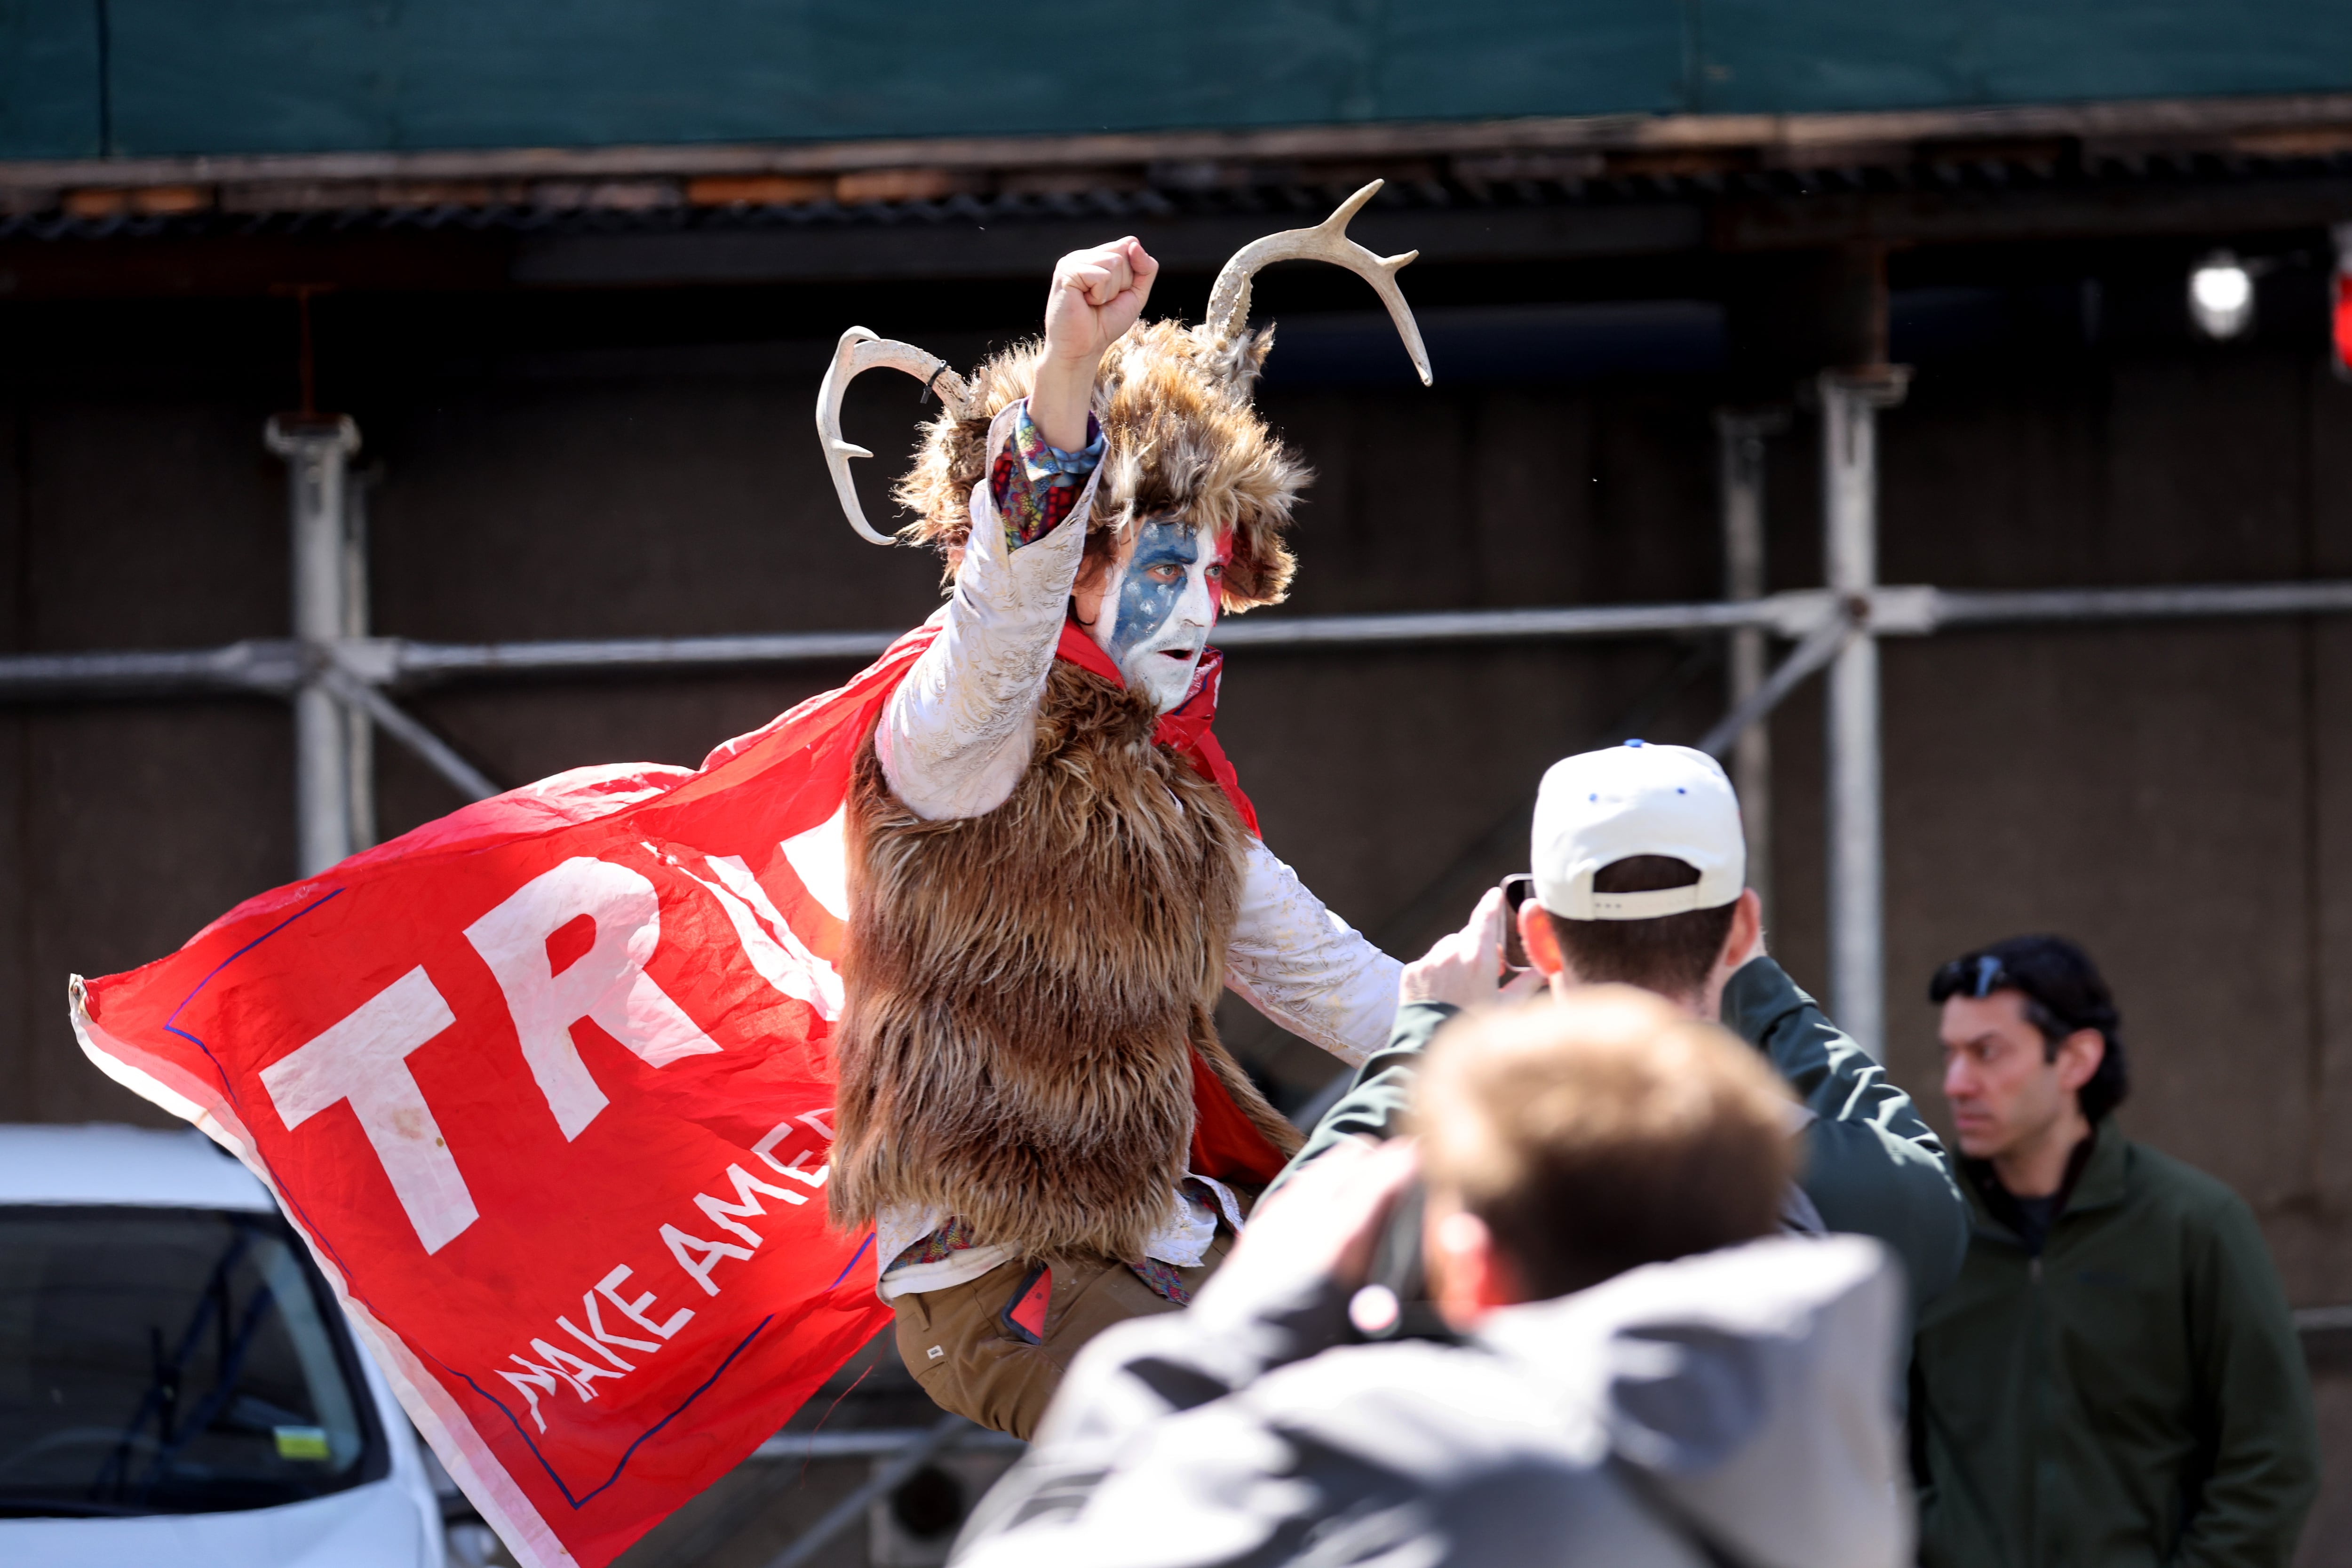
[2187,250,2254,341]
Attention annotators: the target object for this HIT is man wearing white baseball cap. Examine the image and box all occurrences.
[1280,740,1969,1312]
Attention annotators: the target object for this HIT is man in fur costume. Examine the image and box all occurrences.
[813,185,1430,1437]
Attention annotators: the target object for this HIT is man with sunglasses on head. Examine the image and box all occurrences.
[1911,936,2317,1568]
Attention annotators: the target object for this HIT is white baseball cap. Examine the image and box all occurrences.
[1531,741,1746,920]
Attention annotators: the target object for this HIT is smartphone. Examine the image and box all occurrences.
[1500,872,1535,971]
[1351,1176,1453,1344]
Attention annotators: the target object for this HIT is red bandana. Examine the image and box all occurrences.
[1052,619,1259,836]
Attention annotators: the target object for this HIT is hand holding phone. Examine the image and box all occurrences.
[1398,884,1547,1009]
[1499,873,1534,972]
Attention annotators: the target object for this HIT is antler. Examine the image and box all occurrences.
[815,327,974,545]
[1205,180,1431,387]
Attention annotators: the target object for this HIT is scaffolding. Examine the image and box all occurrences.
[18,379,2352,1563]
[9,378,2352,1056]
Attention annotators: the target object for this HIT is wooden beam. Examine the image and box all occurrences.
[0,230,515,298]
[506,203,1708,289]
[3,90,2350,203]
[1715,176,2352,252]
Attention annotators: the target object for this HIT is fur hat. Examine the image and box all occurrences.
[891,319,1305,613]
[817,182,1429,607]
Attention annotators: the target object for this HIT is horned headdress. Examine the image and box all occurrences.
[815,181,1430,614]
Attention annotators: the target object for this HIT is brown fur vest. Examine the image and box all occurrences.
[828,660,1302,1262]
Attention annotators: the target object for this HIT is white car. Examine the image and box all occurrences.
[0,1123,447,1568]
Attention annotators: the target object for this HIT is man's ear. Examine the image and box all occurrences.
[1716,888,1764,974]
[2054,1028,2105,1095]
[1519,899,1564,978]
[1425,1202,1527,1329]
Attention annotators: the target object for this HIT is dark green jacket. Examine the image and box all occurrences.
[1912,1125,2318,1568]
[1272,955,1971,1310]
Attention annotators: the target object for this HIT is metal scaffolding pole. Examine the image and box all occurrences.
[21,579,2352,703]
[1817,370,1907,1061]
[1717,409,1783,921]
[19,530,2352,991]
[343,465,377,852]
[266,415,363,877]
[759,1413,977,1568]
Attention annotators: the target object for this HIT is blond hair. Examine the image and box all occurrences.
[1414,986,1796,1300]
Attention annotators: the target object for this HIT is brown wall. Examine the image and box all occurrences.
[4,284,2350,1554]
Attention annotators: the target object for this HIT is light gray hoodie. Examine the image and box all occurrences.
[953,1234,1911,1568]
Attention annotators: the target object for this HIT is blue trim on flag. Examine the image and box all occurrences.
[160,884,345,1107]
[826,1231,874,1293]
[440,1314,776,1509]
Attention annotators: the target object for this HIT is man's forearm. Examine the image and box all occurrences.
[878,404,1104,821]
[1720,956,1969,1306]
[1224,841,1401,1069]
[1802,1120,1969,1307]
[1030,235,1154,448]
[1029,353,1097,452]
[1262,1001,1456,1201]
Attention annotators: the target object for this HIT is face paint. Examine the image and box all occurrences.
[1091,518,1229,713]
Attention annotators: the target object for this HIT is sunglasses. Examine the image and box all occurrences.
[1930,950,2114,1039]
[1930,953,2013,1003]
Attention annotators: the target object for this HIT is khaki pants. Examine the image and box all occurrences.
[892,1231,1232,1440]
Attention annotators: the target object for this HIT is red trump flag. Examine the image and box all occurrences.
[69,635,941,1568]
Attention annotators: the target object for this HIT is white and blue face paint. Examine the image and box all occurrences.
[1090,516,1228,713]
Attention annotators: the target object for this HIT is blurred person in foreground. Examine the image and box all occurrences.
[1283,740,1969,1309]
[952,988,1913,1568]
[1910,936,2317,1568]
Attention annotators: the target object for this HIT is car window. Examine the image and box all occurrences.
[0,1204,388,1518]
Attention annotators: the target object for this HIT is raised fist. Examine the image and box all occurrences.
[1042,238,1159,367]
[1032,238,1159,449]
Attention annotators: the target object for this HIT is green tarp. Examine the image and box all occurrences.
[3,0,2347,161]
